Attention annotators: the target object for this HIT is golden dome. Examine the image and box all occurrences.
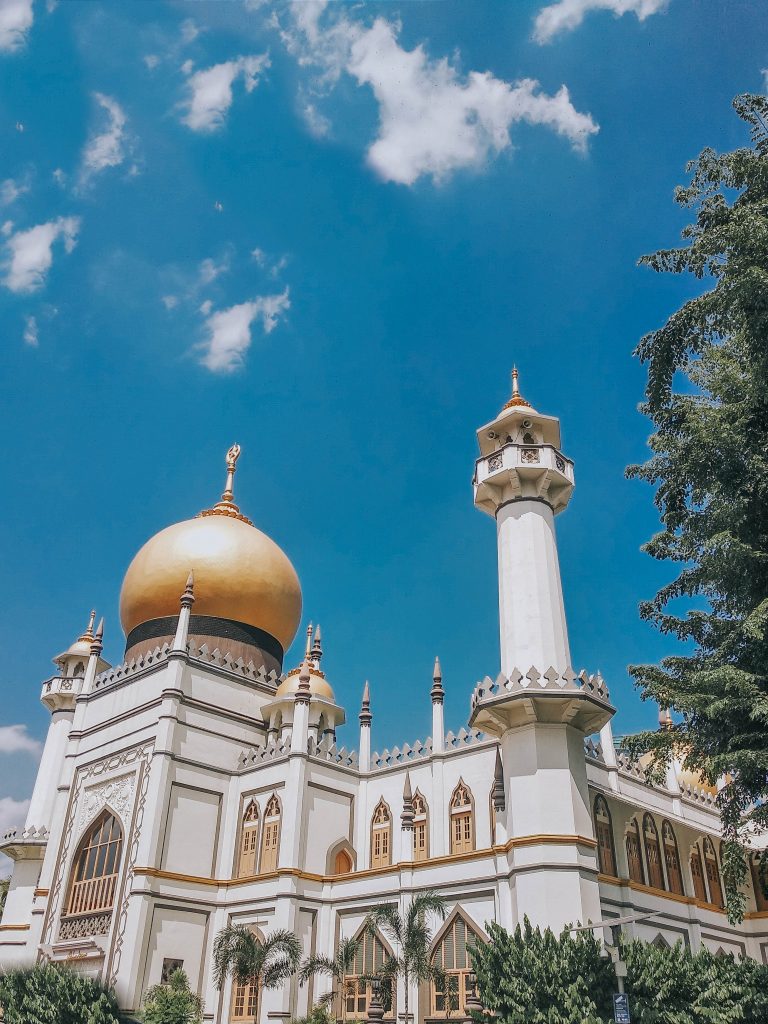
[275,625,335,700]
[119,446,302,652]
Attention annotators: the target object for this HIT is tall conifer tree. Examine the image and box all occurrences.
[626,93,768,921]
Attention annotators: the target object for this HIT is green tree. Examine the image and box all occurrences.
[364,889,447,1024]
[141,967,203,1024]
[299,935,360,1010]
[470,919,614,1024]
[0,964,122,1024]
[0,878,9,918]
[212,926,301,1024]
[625,91,768,922]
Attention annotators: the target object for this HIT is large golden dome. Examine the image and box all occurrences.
[119,445,302,652]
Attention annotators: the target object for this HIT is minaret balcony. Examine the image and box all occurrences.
[40,675,83,712]
[474,443,574,515]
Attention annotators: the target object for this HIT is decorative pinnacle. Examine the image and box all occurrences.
[492,747,506,813]
[311,624,323,667]
[198,444,253,525]
[401,771,414,830]
[502,365,531,410]
[180,570,195,609]
[431,656,444,704]
[296,655,311,702]
[90,618,104,657]
[658,705,673,730]
[359,680,372,726]
[305,623,313,659]
[77,610,96,644]
[223,443,241,501]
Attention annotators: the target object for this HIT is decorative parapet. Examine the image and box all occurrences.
[470,666,610,709]
[307,738,358,769]
[584,736,605,762]
[93,640,282,693]
[41,675,82,711]
[615,750,647,781]
[371,738,433,770]
[0,825,49,861]
[2,825,49,843]
[238,736,292,770]
[679,779,717,808]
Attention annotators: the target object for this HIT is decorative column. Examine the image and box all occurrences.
[170,571,195,654]
[358,681,372,772]
[431,657,445,754]
[291,660,311,754]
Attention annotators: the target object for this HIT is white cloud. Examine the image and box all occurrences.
[52,167,66,187]
[181,53,270,132]
[250,246,288,277]
[533,0,668,43]
[281,8,598,186]
[301,99,331,139]
[2,216,80,293]
[80,93,129,184]
[162,294,178,310]
[198,255,228,285]
[0,724,42,756]
[199,298,212,316]
[0,0,33,53]
[180,18,199,44]
[0,177,29,206]
[144,53,160,70]
[22,314,37,346]
[1,220,13,236]
[0,796,29,835]
[199,289,290,372]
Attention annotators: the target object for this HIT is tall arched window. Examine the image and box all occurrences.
[237,800,260,878]
[750,853,768,912]
[593,795,617,876]
[661,820,684,895]
[643,814,665,890]
[230,927,262,1023]
[412,792,429,862]
[703,837,724,908]
[626,819,645,884]
[259,794,281,873]
[371,799,392,868]
[690,842,708,902]
[430,913,483,1017]
[343,927,392,1020]
[64,811,123,926]
[449,781,474,855]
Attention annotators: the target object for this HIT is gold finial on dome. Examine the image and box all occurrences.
[502,366,531,410]
[199,443,253,525]
[77,610,96,644]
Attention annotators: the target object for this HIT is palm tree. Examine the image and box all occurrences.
[365,890,448,1024]
[299,936,361,1011]
[213,925,302,1024]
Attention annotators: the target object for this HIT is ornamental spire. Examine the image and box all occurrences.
[77,610,96,644]
[198,444,253,524]
[431,656,444,704]
[359,680,372,726]
[502,366,531,410]
[311,624,323,668]
[401,771,414,830]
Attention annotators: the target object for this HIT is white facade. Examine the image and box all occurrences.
[1,381,767,1023]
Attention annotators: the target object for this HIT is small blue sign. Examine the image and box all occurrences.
[613,993,631,1023]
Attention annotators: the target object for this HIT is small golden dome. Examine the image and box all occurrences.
[119,446,302,652]
[275,665,335,701]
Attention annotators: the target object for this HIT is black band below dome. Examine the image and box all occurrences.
[125,615,284,663]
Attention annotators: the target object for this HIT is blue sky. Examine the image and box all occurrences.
[0,0,764,837]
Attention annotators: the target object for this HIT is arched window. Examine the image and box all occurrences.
[593,795,617,876]
[343,927,392,1020]
[703,837,724,908]
[73,661,85,677]
[230,927,262,1023]
[371,800,392,868]
[65,811,123,922]
[334,848,353,874]
[522,431,536,445]
[643,814,665,890]
[625,819,645,884]
[449,781,474,855]
[690,843,708,902]
[237,800,260,878]
[259,795,281,873]
[430,913,483,1017]
[662,820,684,895]
[412,792,429,862]
[750,853,768,912]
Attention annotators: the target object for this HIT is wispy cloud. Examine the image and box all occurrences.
[198,290,290,372]
[198,255,229,286]
[0,796,29,837]
[0,724,42,756]
[23,314,38,346]
[533,0,669,43]
[0,176,30,207]
[181,54,270,132]
[0,0,33,53]
[80,93,130,185]
[2,216,80,293]
[280,6,598,186]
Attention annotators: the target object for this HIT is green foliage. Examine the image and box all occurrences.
[299,935,360,1008]
[212,925,301,1021]
[141,968,202,1024]
[625,91,768,922]
[364,890,448,1021]
[0,878,8,919]
[289,1004,337,1024]
[0,964,122,1024]
[470,919,614,1024]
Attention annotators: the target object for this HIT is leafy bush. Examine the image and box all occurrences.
[0,964,122,1024]
[141,967,203,1024]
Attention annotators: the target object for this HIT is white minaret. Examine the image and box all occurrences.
[473,368,574,677]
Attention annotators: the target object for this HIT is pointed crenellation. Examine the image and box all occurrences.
[401,771,414,830]
[171,570,195,654]
[492,747,506,813]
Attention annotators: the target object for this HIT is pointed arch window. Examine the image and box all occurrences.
[661,820,684,895]
[371,799,392,868]
[750,852,768,912]
[238,800,260,878]
[593,795,617,877]
[412,792,429,862]
[643,814,665,890]
[230,927,262,1022]
[690,842,708,902]
[626,819,645,884]
[449,781,474,855]
[430,913,483,1017]
[65,811,123,920]
[343,927,392,1020]
[334,848,353,874]
[703,837,724,908]
[260,794,281,873]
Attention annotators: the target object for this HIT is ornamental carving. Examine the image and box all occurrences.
[59,911,112,940]
[521,448,540,464]
[555,454,565,471]
[488,453,503,471]
[78,774,135,832]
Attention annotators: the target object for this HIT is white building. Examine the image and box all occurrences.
[1,376,766,1021]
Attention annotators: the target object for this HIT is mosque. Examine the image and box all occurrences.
[1,373,766,1021]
